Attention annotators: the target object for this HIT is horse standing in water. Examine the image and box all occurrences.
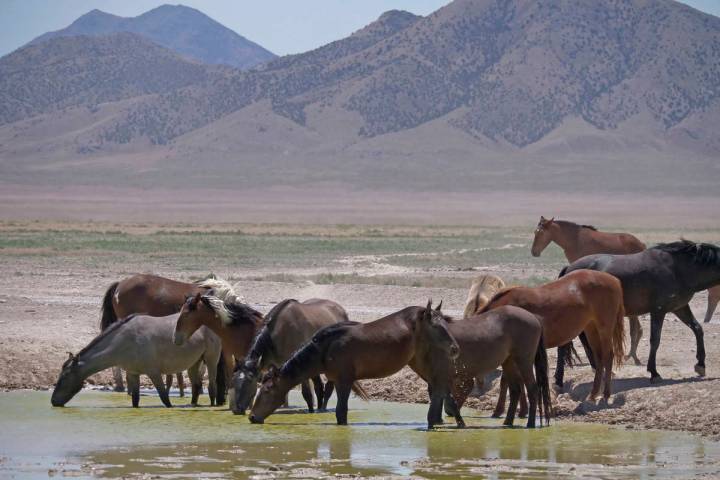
[230,298,349,415]
[562,240,720,383]
[249,301,460,429]
[52,314,221,408]
[100,274,235,403]
[531,217,645,364]
[480,270,626,416]
[419,304,552,428]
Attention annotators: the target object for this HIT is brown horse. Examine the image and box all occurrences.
[231,298,350,414]
[249,301,460,428]
[480,270,626,415]
[173,293,263,397]
[531,216,645,364]
[413,304,552,429]
[100,273,236,401]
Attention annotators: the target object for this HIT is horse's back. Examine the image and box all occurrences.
[116,274,196,317]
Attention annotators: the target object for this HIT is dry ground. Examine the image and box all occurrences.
[0,220,719,441]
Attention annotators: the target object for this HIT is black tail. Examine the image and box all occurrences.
[100,282,119,331]
[534,332,552,426]
[215,351,227,406]
[563,342,582,367]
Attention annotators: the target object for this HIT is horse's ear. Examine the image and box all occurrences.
[540,215,546,222]
[205,288,216,297]
[423,299,432,322]
[199,294,212,307]
[435,300,443,312]
[549,217,555,223]
[67,352,78,365]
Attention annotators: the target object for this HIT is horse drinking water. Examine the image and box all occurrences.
[52,314,221,407]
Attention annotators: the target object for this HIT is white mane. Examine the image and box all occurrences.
[197,277,244,302]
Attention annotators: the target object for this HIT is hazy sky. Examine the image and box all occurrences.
[1,0,719,58]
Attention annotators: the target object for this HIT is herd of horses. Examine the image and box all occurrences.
[51,217,720,430]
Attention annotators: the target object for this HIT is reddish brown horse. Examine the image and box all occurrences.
[479,270,626,415]
[100,273,235,401]
[249,301,460,428]
[414,304,552,429]
[531,217,645,364]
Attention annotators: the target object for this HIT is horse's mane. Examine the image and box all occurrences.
[652,240,720,266]
[203,295,263,326]
[554,220,597,231]
[280,321,359,379]
[197,277,242,302]
[74,315,137,362]
[477,287,519,314]
[243,299,298,368]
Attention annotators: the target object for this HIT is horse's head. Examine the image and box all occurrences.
[173,292,214,345]
[51,352,84,407]
[231,360,261,415]
[249,365,290,424]
[419,300,460,360]
[531,216,555,257]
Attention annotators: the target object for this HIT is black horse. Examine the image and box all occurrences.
[561,240,720,383]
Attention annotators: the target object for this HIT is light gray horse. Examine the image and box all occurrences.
[51,313,221,408]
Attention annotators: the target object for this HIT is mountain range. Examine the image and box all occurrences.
[1,0,718,194]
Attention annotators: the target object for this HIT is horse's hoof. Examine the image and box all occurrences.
[695,365,706,377]
[456,420,466,429]
[491,410,504,418]
[649,375,663,384]
[518,411,528,419]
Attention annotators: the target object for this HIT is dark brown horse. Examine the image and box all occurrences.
[414,305,552,429]
[100,273,235,401]
[231,298,349,415]
[531,217,645,364]
[562,240,720,383]
[249,301,460,428]
[480,270,626,415]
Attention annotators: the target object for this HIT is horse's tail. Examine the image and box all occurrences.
[215,351,227,406]
[612,302,626,367]
[534,331,552,426]
[100,281,119,331]
[563,342,582,367]
[351,381,369,401]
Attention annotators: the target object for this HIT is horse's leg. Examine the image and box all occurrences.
[579,332,595,370]
[516,360,538,428]
[447,374,473,417]
[554,344,569,389]
[503,378,521,427]
[148,372,172,408]
[301,380,315,412]
[127,373,140,408]
[113,367,125,392]
[427,384,443,425]
[205,356,218,407]
[177,373,185,398]
[584,327,603,402]
[705,288,720,323]
[601,335,614,402]
[322,381,335,410]
[188,360,202,406]
[334,382,352,426]
[674,305,706,377]
[443,394,466,428]
[312,376,324,411]
[492,370,509,418]
[627,316,643,366]
[165,374,173,394]
[427,382,447,429]
[518,383,528,418]
[647,312,666,383]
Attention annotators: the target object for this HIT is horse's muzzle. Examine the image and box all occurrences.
[248,414,264,424]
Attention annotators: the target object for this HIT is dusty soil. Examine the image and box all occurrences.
[1,252,719,442]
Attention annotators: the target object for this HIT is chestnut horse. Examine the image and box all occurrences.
[100,273,236,401]
[481,270,626,415]
[173,293,264,399]
[231,298,349,415]
[249,301,460,428]
[414,304,552,429]
[531,217,645,364]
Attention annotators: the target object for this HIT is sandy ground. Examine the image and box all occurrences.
[1,254,719,442]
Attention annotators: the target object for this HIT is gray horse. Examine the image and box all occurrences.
[51,314,221,408]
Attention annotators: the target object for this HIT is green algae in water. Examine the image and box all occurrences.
[1,390,719,479]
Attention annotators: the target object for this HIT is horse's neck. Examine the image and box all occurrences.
[77,332,121,378]
[552,225,581,260]
[683,263,720,292]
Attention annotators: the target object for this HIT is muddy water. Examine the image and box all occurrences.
[1,390,719,479]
